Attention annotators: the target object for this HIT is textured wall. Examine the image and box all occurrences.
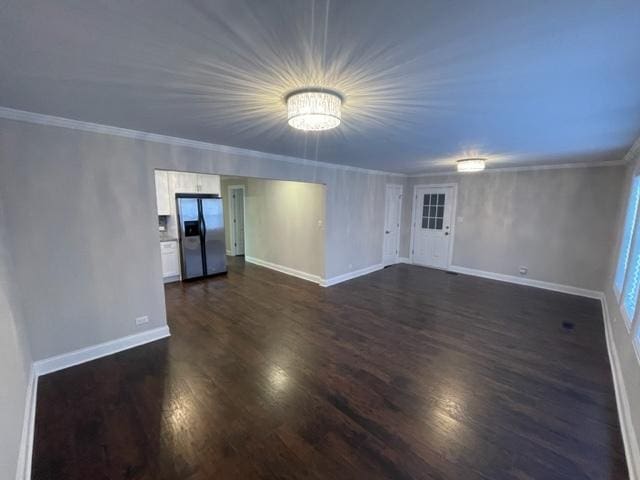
[0,197,32,479]
[0,118,402,360]
[402,166,624,290]
[244,178,325,278]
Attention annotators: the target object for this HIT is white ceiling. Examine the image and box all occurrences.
[1,0,639,174]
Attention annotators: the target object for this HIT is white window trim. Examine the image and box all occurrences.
[617,174,640,332]
[631,309,640,366]
[621,302,635,331]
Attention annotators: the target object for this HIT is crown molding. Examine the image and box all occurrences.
[623,135,640,164]
[0,107,403,178]
[1,106,634,179]
[407,158,628,177]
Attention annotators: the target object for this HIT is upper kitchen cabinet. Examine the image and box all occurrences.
[154,170,171,216]
[170,171,199,195]
[197,174,221,195]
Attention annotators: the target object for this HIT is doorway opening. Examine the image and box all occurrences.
[153,170,326,286]
[383,184,403,267]
[227,184,245,257]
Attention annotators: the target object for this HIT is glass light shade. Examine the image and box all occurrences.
[287,91,341,131]
[457,158,486,172]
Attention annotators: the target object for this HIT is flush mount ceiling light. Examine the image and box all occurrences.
[286,89,342,131]
[457,158,486,172]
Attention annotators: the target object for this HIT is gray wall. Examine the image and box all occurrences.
[402,166,625,291]
[603,144,640,454]
[244,178,325,278]
[0,198,32,479]
[0,118,402,361]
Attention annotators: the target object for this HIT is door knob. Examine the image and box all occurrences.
[445,232,449,236]
[385,230,390,234]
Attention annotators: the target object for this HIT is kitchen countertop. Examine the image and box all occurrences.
[160,234,178,242]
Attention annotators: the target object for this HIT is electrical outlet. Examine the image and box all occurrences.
[135,315,149,326]
[518,266,528,276]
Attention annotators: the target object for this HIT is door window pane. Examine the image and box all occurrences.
[421,191,446,230]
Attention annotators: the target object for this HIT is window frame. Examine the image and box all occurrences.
[614,175,640,301]
[616,174,640,331]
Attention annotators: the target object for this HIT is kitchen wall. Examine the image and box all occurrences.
[0,115,402,361]
[244,178,325,279]
[402,165,625,291]
[602,140,640,471]
[0,198,32,480]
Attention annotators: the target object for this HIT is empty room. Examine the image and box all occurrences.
[1,1,639,479]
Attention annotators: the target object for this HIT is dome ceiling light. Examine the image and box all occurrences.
[286,89,342,131]
[457,158,486,172]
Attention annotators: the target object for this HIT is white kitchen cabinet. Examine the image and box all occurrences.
[170,171,199,194]
[197,174,221,195]
[154,170,171,216]
[160,241,180,281]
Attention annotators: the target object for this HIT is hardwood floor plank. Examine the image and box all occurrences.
[32,258,628,479]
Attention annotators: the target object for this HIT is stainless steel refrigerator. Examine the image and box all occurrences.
[176,194,227,280]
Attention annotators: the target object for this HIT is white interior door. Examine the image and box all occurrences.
[411,186,455,269]
[230,186,245,256]
[383,185,403,266]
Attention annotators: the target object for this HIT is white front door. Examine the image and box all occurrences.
[383,185,403,266]
[229,186,245,256]
[411,186,455,269]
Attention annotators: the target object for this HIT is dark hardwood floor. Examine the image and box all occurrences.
[32,257,628,479]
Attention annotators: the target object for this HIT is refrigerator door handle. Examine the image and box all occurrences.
[198,199,208,275]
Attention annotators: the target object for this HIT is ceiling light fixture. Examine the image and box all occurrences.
[286,89,342,131]
[457,158,486,172]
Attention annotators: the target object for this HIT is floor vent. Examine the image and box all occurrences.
[562,321,575,330]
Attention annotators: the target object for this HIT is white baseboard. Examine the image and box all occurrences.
[398,257,411,264]
[244,256,385,288]
[226,249,232,256]
[245,256,322,285]
[321,263,384,287]
[448,265,602,299]
[16,326,170,479]
[34,326,171,376]
[15,366,37,480]
[602,295,640,480]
